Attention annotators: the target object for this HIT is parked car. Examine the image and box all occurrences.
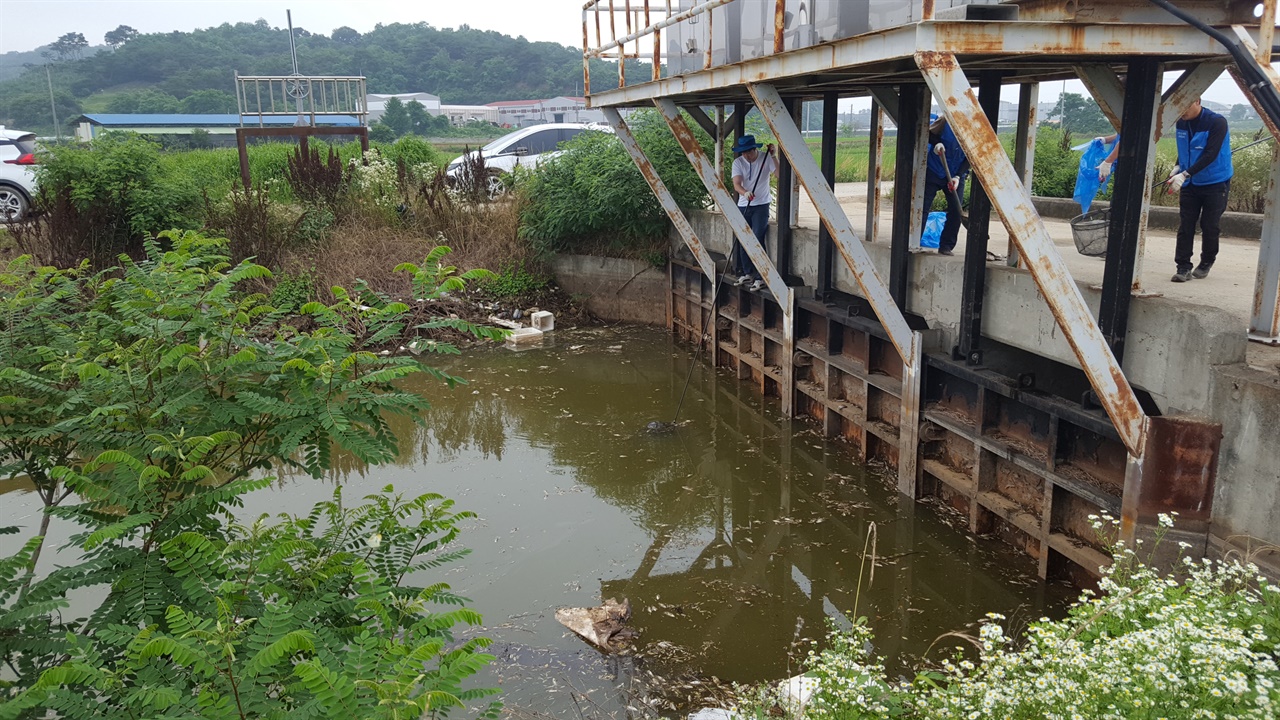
[445,122,610,189]
[0,126,37,221]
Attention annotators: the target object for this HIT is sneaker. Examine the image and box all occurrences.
[1191,263,1213,279]
[749,279,765,292]
[938,248,954,256]
[1171,270,1192,283]
[734,274,751,286]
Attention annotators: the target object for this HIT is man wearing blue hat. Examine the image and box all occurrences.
[730,134,778,292]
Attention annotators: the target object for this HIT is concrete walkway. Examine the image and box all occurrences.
[793,182,1280,373]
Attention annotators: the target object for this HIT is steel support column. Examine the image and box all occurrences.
[956,71,1004,365]
[604,108,717,282]
[1100,59,1161,364]
[867,100,885,247]
[1252,144,1280,344]
[653,99,795,397]
[1010,82,1039,268]
[918,52,1147,458]
[747,82,922,496]
[816,92,838,299]
[777,98,796,281]
[1075,64,1125,132]
[889,84,929,309]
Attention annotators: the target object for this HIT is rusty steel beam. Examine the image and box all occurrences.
[1159,62,1227,140]
[867,100,885,245]
[1262,0,1277,65]
[868,87,900,125]
[682,104,719,137]
[1251,144,1280,344]
[747,83,915,363]
[1010,82,1039,268]
[918,51,1148,458]
[1075,64,1125,132]
[773,0,787,54]
[653,98,794,309]
[587,22,1228,108]
[604,107,718,283]
[899,331,923,498]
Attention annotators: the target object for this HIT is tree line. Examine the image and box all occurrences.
[0,20,643,132]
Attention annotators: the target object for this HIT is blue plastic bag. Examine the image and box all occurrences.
[921,211,946,249]
[1073,137,1116,213]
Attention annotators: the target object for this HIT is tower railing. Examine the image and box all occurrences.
[234,73,368,127]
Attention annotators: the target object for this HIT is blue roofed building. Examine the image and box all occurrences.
[72,113,364,143]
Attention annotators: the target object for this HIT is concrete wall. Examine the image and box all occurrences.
[677,208,1279,553]
[550,255,667,326]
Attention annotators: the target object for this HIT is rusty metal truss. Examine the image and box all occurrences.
[593,0,1265,575]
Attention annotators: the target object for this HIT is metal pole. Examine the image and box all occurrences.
[776,98,795,280]
[1010,82,1039,268]
[866,100,884,245]
[889,84,927,309]
[1250,144,1280,344]
[1095,58,1167,361]
[818,92,838,298]
[956,70,1004,366]
[45,65,60,140]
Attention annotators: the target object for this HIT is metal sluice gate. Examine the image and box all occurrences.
[583,0,1274,579]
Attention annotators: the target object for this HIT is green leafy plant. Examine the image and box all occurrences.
[479,261,550,300]
[519,109,713,255]
[0,233,504,719]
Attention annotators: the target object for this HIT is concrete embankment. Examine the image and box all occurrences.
[550,255,668,325]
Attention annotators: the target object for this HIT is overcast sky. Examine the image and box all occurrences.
[0,0,1265,108]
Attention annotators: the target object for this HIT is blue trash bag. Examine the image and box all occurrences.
[1073,137,1116,213]
[921,211,946,249]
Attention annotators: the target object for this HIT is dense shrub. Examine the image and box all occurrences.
[19,132,199,266]
[519,109,715,255]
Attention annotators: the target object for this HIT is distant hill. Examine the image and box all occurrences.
[0,43,105,82]
[0,21,643,133]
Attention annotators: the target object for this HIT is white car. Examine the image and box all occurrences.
[446,122,609,181]
[0,126,37,221]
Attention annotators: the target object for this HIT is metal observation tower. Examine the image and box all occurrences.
[582,0,1280,579]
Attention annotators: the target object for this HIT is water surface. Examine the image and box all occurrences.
[2,325,1072,717]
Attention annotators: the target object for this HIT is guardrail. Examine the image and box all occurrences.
[235,74,368,127]
[583,0,791,93]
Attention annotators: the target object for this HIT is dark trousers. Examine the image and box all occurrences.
[732,203,770,279]
[922,175,965,253]
[1175,180,1229,272]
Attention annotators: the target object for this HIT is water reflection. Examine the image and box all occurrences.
[1,326,1070,717]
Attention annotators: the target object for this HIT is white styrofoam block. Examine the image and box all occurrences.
[531,311,555,332]
[505,326,544,347]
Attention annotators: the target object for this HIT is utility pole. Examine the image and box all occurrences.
[46,65,60,140]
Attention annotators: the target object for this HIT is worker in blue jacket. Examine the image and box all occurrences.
[923,115,969,256]
[1167,98,1233,282]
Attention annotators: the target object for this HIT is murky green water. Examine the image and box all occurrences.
[2,325,1072,717]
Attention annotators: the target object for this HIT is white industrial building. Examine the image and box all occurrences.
[366,93,442,122]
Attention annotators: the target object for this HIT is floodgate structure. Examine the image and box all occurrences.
[581,0,1280,582]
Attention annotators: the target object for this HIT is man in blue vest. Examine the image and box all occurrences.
[1167,98,1233,282]
[923,115,969,256]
